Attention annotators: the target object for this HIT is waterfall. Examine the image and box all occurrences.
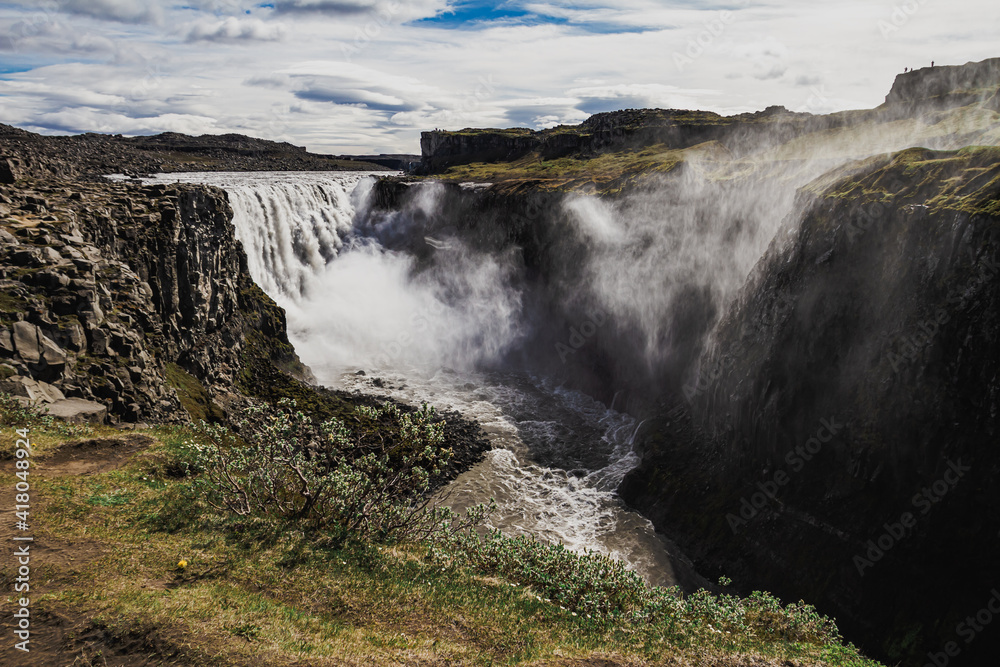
[150,171,524,380]
[226,177,359,301]
[140,170,689,588]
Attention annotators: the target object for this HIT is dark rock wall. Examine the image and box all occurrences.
[885,58,1000,109]
[0,178,303,423]
[620,148,1000,665]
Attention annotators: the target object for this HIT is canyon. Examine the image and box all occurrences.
[2,57,1000,666]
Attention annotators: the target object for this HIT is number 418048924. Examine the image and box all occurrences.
[15,428,31,510]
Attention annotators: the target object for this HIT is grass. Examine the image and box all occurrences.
[430,144,717,194]
[0,392,104,459]
[0,393,885,666]
[811,145,1000,217]
[0,291,27,316]
[165,361,226,422]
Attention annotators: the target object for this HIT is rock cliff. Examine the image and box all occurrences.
[619,147,1000,665]
[0,177,304,423]
[417,107,819,174]
[884,58,1000,110]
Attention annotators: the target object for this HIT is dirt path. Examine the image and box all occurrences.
[0,435,171,666]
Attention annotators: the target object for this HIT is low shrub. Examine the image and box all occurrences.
[187,398,490,544]
[441,529,844,646]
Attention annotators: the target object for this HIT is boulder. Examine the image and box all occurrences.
[39,333,66,367]
[0,375,65,403]
[12,321,40,363]
[89,327,113,356]
[0,326,13,356]
[45,398,107,424]
[9,248,41,268]
[58,319,87,352]
[39,246,62,263]
[34,269,72,289]
[0,158,19,184]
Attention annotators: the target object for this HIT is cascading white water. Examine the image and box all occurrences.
[142,170,686,587]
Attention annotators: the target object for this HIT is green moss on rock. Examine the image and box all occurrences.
[165,362,225,423]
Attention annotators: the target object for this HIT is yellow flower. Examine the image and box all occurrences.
[177,559,188,569]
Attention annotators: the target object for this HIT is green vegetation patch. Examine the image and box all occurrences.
[815,145,1000,216]
[18,413,881,666]
[430,144,697,194]
[0,291,27,316]
[164,362,225,423]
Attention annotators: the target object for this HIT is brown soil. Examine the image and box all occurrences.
[41,436,155,477]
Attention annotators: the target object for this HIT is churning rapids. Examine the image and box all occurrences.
[142,170,690,588]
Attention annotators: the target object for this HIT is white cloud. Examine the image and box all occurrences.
[186,17,288,43]
[271,0,447,22]
[0,0,997,152]
[56,0,164,24]
[29,109,218,135]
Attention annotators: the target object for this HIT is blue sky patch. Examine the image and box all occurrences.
[414,1,651,33]
[0,64,34,76]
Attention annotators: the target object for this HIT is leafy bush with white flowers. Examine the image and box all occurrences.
[189,398,489,543]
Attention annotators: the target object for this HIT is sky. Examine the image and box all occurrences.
[0,1,997,154]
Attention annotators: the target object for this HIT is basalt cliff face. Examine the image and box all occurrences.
[0,176,304,423]
[418,106,818,174]
[618,147,1000,665]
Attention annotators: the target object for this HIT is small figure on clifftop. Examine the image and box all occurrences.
[931,61,935,67]
[904,67,908,72]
